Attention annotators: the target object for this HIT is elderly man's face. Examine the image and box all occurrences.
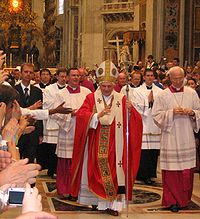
[118,73,126,86]
[131,73,141,87]
[170,68,184,88]
[78,68,86,82]
[100,81,114,97]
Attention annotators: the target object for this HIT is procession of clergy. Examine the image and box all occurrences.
[4,56,200,216]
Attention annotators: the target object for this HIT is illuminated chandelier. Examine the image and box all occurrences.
[8,0,23,13]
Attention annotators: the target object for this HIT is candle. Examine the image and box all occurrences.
[26,54,29,63]
[31,54,33,64]
[4,54,6,68]
[10,53,12,68]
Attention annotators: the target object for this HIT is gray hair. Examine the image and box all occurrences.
[168,66,184,78]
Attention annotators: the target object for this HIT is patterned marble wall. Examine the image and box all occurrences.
[163,0,180,60]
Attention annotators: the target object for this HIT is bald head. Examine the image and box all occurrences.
[168,66,184,89]
[168,66,184,78]
[117,72,126,86]
[78,68,87,82]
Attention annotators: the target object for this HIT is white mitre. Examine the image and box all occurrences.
[96,60,118,83]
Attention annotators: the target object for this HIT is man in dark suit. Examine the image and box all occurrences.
[14,63,43,163]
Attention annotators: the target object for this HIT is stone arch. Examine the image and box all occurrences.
[104,28,132,66]
[105,28,127,47]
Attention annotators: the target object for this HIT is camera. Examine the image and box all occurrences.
[8,188,25,206]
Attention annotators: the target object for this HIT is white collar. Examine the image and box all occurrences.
[21,82,31,92]
[102,92,114,103]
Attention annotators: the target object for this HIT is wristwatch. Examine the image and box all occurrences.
[0,190,8,210]
[189,111,195,116]
[0,140,8,151]
[189,111,196,120]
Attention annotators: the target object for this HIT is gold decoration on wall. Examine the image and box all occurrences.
[43,0,56,66]
[0,0,42,49]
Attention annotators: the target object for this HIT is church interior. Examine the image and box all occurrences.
[1,0,200,69]
[1,0,200,218]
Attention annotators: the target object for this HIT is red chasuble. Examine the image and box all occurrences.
[71,92,142,200]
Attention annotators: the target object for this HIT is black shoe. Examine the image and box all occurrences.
[91,205,98,211]
[170,204,179,212]
[67,194,78,202]
[144,178,154,185]
[105,208,119,216]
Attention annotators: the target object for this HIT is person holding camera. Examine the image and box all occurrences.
[0,183,57,219]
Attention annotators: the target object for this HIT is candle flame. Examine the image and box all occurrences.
[12,0,19,8]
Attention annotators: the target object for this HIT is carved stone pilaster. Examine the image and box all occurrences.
[43,0,56,66]
[163,0,180,60]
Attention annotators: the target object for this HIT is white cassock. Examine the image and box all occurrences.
[130,83,162,149]
[152,86,200,170]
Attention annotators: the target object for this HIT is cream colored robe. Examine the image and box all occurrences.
[152,86,200,170]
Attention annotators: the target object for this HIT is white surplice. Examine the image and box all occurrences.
[52,86,91,158]
[130,83,162,149]
[152,86,200,170]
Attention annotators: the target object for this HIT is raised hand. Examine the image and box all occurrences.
[0,150,12,170]
[0,102,6,128]
[0,158,41,187]
[97,107,111,119]
[148,90,154,103]
[49,102,73,115]
[28,100,42,110]
[22,183,42,214]
[12,100,22,120]
[0,70,9,84]
[1,118,19,142]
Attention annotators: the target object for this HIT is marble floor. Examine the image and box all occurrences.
[1,171,200,219]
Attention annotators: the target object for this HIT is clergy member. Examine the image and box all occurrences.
[52,68,91,198]
[71,60,143,216]
[40,68,68,178]
[131,69,162,185]
[152,66,200,212]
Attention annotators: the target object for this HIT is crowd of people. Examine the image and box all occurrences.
[0,49,200,217]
